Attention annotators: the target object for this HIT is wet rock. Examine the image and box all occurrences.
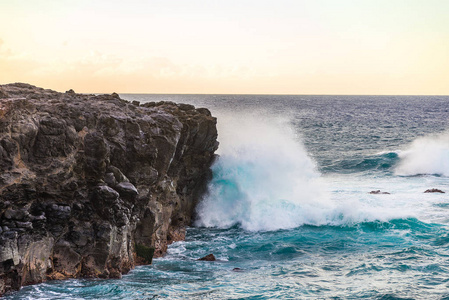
[0,83,218,296]
[369,190,390,195]
[198,254,216,261]
[424,189,445,193]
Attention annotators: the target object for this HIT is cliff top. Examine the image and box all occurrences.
[0,82,213,120]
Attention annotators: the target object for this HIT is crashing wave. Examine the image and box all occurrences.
[194,114,333,231]
[395,132,449,176]
[194,114,413,231]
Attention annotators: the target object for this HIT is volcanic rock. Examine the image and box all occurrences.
[0,88,8,99]
[424,189,445,193]
[369,190,390,195]
[0,83,218,295]
[198,254,216,261]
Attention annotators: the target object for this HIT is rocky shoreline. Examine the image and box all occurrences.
[0,83,218,296]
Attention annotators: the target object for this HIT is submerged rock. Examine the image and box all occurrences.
[198,254,216,261]
[0,83,218,296]
[424,189,445,193]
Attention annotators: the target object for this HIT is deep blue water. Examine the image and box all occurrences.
[8,95,449,299]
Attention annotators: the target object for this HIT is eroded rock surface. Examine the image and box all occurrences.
[0,83,218,295]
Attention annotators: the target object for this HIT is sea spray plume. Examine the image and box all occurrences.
[195,113,334,231]
[395,132,449,176]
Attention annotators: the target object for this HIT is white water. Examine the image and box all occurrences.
[195,114,333,231]
[194,114,442,232]
[395,132,449,176]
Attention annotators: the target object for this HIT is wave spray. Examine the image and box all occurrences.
[395,132,449,176]
[195,113,333,231]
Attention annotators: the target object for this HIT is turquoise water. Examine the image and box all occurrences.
[7,95,449,299]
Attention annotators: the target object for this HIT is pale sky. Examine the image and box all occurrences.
[1,0,448,94]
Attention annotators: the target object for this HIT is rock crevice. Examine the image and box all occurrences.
[0,83,218,296]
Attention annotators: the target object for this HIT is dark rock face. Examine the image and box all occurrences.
[369,190,390,195]
[198,254,216,261]
[424,189,445,193]
[0,83,218,295]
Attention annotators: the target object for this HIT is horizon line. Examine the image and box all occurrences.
[116,92,449,97]
[2,82,449,97]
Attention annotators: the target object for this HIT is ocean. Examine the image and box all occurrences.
[7,94,449,299]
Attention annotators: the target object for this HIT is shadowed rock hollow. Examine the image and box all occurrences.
[0,83,218,295]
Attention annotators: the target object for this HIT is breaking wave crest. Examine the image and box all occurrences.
[194,114,332,231]
[395,132,449,176]
[323,151,400,174]
[194,114,412,232]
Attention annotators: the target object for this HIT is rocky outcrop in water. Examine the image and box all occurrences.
[198,254,216,261]
[424,189,445,193]
[369,190,390,195]
[0,83,218,296]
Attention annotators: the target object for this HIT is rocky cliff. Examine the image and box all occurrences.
[0,83,218,296]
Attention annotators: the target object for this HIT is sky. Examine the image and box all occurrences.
[1,0,448,94]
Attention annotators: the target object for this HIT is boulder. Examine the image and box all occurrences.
[198,254,216,261]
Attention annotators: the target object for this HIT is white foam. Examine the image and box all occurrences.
[395,132,449,176]
[195,112,449,232]
[195,113,334,231]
